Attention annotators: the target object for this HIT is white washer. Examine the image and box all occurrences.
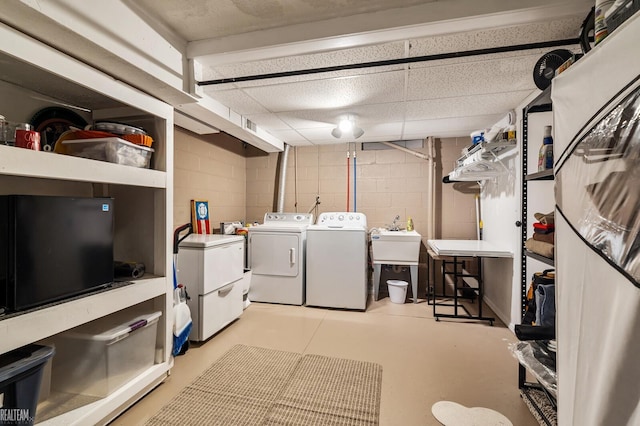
[248,212,313,305]
[306,212,368,310]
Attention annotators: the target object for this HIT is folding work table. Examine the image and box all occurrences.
[427,239,512,325]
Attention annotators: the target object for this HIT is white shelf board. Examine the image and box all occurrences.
[450,141,517,181]
[37,363,169,426]
[0,145,166,188]
[0,22,172,119]
[0,277,167,353]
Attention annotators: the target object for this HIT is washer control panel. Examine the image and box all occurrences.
[317,212,367,227]
[263,212,314,224]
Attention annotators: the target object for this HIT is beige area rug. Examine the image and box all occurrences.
[146,345,383,425]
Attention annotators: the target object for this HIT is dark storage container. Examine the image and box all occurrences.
[0,344,55,425]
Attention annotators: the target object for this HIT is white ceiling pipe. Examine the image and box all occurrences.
[381,141,431,160]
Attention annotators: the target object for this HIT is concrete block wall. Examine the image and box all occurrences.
[173,128,247,232]
[439,137,482,239]
[247,143,428,228]
[245,138,478,297]
[246,139,477,238]
[171,129,478,299]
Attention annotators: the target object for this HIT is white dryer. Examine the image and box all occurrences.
[248,213,313,305]
[306,212,368,310]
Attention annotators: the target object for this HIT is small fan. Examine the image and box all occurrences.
[579,7,595,55]
[533,49,574,90]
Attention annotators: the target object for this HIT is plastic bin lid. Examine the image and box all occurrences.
[61,311,162,342]
[179,233,245,248]
[0,344,55,382]
[62,137,154,152]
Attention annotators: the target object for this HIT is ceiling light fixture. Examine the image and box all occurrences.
[332,115,364,139]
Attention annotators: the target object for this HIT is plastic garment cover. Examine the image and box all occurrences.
[510,341,557,398]
[551,13,640,426]
[556,86,640,286]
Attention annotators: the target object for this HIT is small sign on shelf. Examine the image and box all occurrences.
[191,199,211,234]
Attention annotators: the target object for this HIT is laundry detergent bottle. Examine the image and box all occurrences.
[538,125,553,171]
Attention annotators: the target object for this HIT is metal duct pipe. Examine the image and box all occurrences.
[426,137,436,240]
[277,144,291,213]
[381,141,431,160]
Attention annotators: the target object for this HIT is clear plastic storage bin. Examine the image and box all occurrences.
[50,311,161,397]
[62,137,154,168]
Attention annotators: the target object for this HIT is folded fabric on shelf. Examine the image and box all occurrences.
[533,222,555,233]
[533,231,555,244]
[534,212,555,226]
[525,238,554,259]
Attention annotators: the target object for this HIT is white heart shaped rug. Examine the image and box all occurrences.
[432,401,513,426]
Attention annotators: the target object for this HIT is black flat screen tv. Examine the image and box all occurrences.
[0,195,114,313]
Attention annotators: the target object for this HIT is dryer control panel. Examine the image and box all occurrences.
[317,212,367,228]
[263,212,314,224]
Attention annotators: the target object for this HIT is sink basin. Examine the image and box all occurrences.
[371,229,421,263]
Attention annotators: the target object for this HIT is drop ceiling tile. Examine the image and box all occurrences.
[287,140,315,147]
[360,122,404,138]
[267,128,309,144]
[404,89,532,120]
[243,113,292,130]
[402,114,505,139]
[206,41,406,81]
[202,88,269,115]
[408,17,584,57]
[296,126,339,139]
[274,112,335,129]
[275,102,406,128]
[198,67,227,84]
[405,47,578,69]
[296,122,402,144]
[241,71,406,112]
[406,56,537,100]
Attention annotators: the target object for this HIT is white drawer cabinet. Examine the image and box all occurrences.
[198,281,244,341]
[177,234,245,341]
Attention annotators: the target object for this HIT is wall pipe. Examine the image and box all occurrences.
[353,146,357,212]
[346,149,350,212]
[277,143,290,213]
[381,141,431,160]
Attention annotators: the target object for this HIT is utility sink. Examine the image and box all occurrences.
[370,229,421,263]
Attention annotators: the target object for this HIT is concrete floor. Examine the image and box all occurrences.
[110,297,538,425]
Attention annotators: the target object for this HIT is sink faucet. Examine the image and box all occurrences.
[389,215,401,231]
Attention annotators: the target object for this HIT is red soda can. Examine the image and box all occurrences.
[15,123,40,150]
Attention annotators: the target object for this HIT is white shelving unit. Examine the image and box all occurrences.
[449,140,518,181]
[0,22,173,425]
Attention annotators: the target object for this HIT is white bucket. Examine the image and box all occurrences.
[387,280,408,304]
